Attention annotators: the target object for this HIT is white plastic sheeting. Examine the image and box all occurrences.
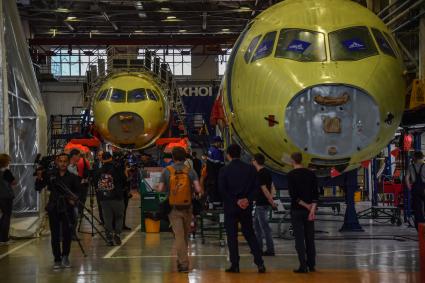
[1,0,47,236]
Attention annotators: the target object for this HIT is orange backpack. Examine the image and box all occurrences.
[167,166,192,206]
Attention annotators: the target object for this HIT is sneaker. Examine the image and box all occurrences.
[225,265,240,273]
[61,256,71,268]
[178,266,190,273]
[258,264,266,273]
[293,267,308,273]
[308,266,316,272]
[123,226,131,231]
[53,260,62,270]
[177,262,190,273]
[114,234,122,245]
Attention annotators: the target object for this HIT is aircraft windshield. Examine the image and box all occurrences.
[109,88,126,103]
[97,89,108,101]
[128,88,147,102]
[329,26,378,61]
[252,31,277,62]
[244,35,261,63]
[275,29,326,62]
[146,89,159,101]
[371,28,396,58]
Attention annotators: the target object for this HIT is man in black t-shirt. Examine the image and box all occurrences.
[252,153,276,256]
[288,152,319,273]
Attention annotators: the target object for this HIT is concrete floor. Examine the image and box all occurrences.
[0,198,421,283]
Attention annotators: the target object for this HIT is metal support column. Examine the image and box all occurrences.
[372,158,379,207]
[340,169,364,232]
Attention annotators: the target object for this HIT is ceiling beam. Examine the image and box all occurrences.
[28,36,238,46]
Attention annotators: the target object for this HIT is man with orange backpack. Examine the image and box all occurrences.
[157,147,203,273]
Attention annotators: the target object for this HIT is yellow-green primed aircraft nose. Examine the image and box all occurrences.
[93,72,169,149]
[222,0,406,174]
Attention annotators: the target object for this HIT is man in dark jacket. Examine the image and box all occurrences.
[218,144,265,273]
[35,153,81,269]
[97,152,126,246]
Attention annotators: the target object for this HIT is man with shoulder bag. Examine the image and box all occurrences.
[157,147,202,273]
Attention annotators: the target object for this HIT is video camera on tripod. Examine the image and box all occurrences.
[33,153,109,254]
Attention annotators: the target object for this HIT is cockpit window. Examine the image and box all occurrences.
[251,31,277,62]
[97,89,108,101]
[383,32,401,58]
[329,26,378,61]
[244,35,261,63]
[109,88,126,103]
[275,29,326,62]
[146,89,159,101]
[127,88,147,102]
[371,28,396,58]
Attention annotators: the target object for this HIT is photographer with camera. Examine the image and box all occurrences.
[35,153,81,269]
[97,152,126,246]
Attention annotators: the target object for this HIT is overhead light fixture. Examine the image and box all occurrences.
[56,8,69,13]
[134,30,143,33]
[111,22,119,31]
[91,30,99,33]
[135,1,143,9]
[161,7,171,11]
[64,21,75,31]
[222,28,230,32]
[178,29,187,32]
[50,28,57,37]
[239,6,251,11]
[138,12,147,18]
[65,16,77,21]
[167,16,176,19]
[103,12,119,31]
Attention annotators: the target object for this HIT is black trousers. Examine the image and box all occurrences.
[412,193,425,230]
[48,209,74,261]
[96,191,104,223]
[123,193,130,227]
[78,184,89,216]
[0,198,13,242]
[224,207,264,267]
[291,209,316,269]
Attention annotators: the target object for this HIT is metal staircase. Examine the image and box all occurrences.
[47,114,85,154]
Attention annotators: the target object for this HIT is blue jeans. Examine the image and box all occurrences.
[254,205,275,253]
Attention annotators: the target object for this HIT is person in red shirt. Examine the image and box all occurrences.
[68,149,91,216]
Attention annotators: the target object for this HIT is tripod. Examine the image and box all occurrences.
[78,184,104,238]
[55,180,109,246]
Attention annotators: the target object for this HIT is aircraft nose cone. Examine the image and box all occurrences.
[285,85,381,160]
[108,112,144,140]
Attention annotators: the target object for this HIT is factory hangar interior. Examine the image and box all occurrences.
[0,0,424,282]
